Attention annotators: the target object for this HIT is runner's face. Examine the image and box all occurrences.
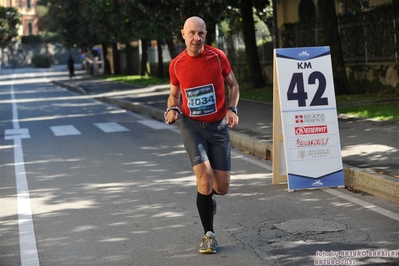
[181,18,207,57]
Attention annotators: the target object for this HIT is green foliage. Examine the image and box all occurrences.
[39,0,272,49]
[103,75,169,86]
[0,6,20,48]
[239,87,273,102]
[31,54,53,68]
[337,103,399,120]
[41,32,60,43]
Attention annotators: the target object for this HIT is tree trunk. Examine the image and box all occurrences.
[240,0,266,88]
[140,38,149,76]
[112,43,121,75]
[318,0,351,95]
[101,43,111,75]
[165,37,177,59]
[157,39,164,78]
[125,41,134,75]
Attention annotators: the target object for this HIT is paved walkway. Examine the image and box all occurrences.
[52,73,399,204]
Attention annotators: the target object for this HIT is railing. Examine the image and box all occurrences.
[280,6,399,63]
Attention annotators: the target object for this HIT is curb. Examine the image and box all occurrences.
[56,82,399,204]
[52,81,87,95]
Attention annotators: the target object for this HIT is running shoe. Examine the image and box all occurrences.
[199,231,218,254]
[212,195,217,215]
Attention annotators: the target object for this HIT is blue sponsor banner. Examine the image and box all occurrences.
[276,46,330,61]
[287,170,344,190]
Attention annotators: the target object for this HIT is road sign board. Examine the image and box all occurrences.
[273,46,345,191]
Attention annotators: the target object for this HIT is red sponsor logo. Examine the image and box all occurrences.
[296,137,329,147]
[295,115,304,123]
[295,125,328,135]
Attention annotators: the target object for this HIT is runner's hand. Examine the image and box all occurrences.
[226,112,239,128]
[166,110,180,124]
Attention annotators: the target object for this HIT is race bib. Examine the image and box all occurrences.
[185,84,217,116]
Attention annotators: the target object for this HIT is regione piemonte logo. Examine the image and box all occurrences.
[295,115,304,123]
[295,113,325,124]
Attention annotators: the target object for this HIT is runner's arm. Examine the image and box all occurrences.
[225,71,240,128]
[225,71,239,108]
[166,84,181,124]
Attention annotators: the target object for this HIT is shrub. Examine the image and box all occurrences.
[31,54,52,68]
[21,35,42,44]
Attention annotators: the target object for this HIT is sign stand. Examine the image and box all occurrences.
[272,46,345,191]
[272,61,287,185]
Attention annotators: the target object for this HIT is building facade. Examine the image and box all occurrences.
[0,0,38,36]
[275,0,392,29]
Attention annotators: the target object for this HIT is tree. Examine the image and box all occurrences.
[42,0,96,49]
[38,0,273,83]
[239,0,267,88]
[223,0,271,88]
[318,0,351,94]
[0,6,20,68]
[0,7,20,49]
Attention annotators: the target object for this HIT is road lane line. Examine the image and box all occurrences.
[324,188,399,222]
[10,79,40,266]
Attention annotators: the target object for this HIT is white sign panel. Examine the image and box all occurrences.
[275,46,344,190]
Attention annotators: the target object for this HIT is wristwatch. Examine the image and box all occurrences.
[227,106,238,115]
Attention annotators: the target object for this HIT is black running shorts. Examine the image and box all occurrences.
[180,115,231,171]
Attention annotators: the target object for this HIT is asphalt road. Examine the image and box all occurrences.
[0,68,398,266]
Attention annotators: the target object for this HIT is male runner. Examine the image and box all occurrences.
[165,16,240,254]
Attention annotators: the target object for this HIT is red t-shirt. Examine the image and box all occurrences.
[169,45,232,123]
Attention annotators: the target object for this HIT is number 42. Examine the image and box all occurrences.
[287,71,328,107]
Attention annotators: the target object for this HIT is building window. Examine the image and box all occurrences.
[28,21,33,35]
[27,0,31,9]
[299,0,316,22]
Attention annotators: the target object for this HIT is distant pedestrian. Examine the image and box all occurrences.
[165,16,240,254]
[67,55,75,78]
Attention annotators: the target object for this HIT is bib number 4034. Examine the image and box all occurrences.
[287,71,328,107]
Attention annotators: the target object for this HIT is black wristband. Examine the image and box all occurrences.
[227,106,238,115]
[164,106,182,124]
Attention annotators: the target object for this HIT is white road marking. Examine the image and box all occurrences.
[125,111,180,133]
[10,79,40,266]
[94,122,130,133]
[138,120,171,130]
[50,125,81,136]
[232,152,273,171]
[324,188,399,222]
[4,128,31,140]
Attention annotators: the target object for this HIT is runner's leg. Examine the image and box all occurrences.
[194,161,214,233]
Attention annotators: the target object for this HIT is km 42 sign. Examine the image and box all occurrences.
[272,46,345,191]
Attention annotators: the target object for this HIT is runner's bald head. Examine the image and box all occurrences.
[183,16,206,31]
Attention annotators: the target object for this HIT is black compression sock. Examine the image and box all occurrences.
[196,191,214,234]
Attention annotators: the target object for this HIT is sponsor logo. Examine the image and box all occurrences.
[295,125,328,135]
[299,51,310,57]
[297,149,332,159]
[298,150,307,159]
[296,137,329,147]
[311,180,324,187]
[307,149,331,158]
[295,113,325,124]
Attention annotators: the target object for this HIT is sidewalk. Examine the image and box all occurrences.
[52,75,399,204]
